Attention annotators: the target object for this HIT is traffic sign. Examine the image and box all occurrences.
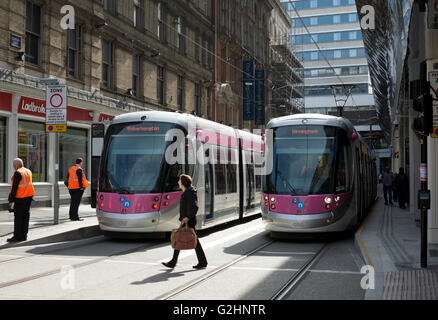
[46,124,67,132]
[429,72,438,127]
[45,84,67,128]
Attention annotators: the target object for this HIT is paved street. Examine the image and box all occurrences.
[0,217,367,300]
[0,204,96,238]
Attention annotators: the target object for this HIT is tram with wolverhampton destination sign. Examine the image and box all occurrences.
[95,111,263,236]
[261,114,376,235]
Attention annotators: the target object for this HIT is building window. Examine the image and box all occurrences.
[59,127,88,181]
[25,1,41,65]
[177,75,184,111]
[206,88,211,119]
[194,83,201,115]
[104,0,116,13]
[176,17,185,55]
[208,38,213,69]
[134,0,144,30]
[158,3,166,42]
[102,40,113,89]
[195,31,200,63]
[0,117,5,182]
[157,66,165,105]
[221,47,226,82]
[202,36,207,67]
[220,0,226,27]
[18,120,47,182]
[205,0,210,16]
[67,24,83,79]
[132,54,140,97]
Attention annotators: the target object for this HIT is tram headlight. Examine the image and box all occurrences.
[335,196,340,202]
[271,204,276,210]
[264,195,268,201]
[154,196,159,202]
[270,197,275,202]
[324,196,333,204]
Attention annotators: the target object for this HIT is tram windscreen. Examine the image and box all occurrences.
[265,125,338,195]
[99,122,183,194]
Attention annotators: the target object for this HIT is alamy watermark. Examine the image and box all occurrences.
[60,5,75,30]
[60,265,76,291]
[163,120,273,175]
[360,265,375,290]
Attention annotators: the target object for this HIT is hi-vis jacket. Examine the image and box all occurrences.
[68,165,90,189]
[10,167,35,198]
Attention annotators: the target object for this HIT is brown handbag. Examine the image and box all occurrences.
[171,223,197,250]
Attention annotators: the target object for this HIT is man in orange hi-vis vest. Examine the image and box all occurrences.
[7,158,35,242]
[67,157,89,221]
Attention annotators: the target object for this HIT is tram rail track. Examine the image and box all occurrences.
[0,236,107,265]
[157,239,276,300]
[270,243,329,300]
[157,240,328,300]
[0,239,162,289]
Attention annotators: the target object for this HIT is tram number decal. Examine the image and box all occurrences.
[291,197,304,210]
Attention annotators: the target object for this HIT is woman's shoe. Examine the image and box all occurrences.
[192,263,207,269]
[162,262,176,268]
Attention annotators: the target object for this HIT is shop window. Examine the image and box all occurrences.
[18,120,47,182]
[59,127,88,181]
[0,118,6,182]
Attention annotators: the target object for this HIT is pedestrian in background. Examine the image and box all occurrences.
[7,158,35,242]
[67,158,89,221]
[395,167,409,209]
[382,167,394,206]
[392,172,398,202]
[162,174,208,270]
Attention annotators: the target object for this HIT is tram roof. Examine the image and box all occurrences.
[110,111,260,140]
[267,113,356,134]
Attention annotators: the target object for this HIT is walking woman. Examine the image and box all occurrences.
[162,174,208,269]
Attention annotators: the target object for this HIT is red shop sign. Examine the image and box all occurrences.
[18,96,46,117]
[18,96,92,122]
[98,113,115,122]
[0,92,12,112]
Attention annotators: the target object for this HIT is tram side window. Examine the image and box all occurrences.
[226,148,237,193]
[215,147,227,195]
[336,130,352,193]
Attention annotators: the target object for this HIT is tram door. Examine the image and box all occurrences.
[204,162,214,221]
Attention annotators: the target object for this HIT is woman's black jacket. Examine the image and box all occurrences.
[179,186,198,228]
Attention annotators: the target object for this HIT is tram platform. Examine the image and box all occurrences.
[355,185,438,300]
[0,204,99,247]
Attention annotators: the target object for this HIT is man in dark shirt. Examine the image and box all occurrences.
[67,158,89,221]
[8,158,34,242]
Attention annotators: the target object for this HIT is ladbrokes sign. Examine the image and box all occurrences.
[18,96,46,117]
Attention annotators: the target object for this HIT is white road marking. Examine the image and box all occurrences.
[258,251,316,255]
[162,223,265,262]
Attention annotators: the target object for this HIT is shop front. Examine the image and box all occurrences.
[0,92,99,209]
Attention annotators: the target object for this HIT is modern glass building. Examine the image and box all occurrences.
[281,0,390,172]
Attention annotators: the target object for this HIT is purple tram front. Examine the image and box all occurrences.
[261,114,359,233]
